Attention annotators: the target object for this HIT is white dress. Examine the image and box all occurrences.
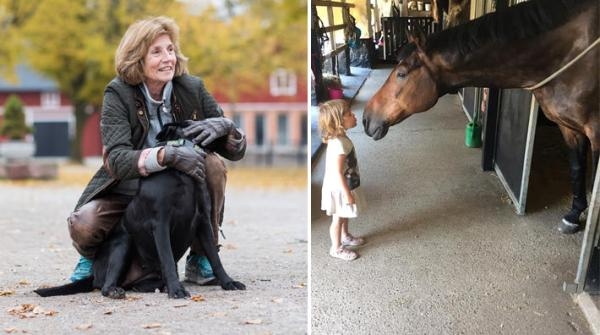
[321,136,363,218]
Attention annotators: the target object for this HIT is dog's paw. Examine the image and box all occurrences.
[168,285,190,299]
[221,280,246,291]
[102,286,126,299]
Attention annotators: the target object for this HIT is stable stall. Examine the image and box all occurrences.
[457,0,599,296]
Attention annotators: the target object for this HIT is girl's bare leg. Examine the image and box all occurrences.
[340,218,350,240]
[329,215,343,251]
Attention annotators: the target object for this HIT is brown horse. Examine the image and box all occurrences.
[364,0,599,233]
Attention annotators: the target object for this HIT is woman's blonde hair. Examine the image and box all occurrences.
[115,16,189,85]
[318,99,348,142]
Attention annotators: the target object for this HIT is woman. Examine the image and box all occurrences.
[68,16,246,285]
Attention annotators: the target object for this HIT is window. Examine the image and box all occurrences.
[277,114,288,145]
[41,92,60,107]
[255,114,265,146]
[232,112,243,129]
[300,114,307,145]
[270,68,297,96]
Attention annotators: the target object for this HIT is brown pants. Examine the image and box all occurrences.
[68,153,227,259]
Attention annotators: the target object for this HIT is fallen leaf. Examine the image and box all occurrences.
[283,249,293,254]
[33,306,58,317]
[208,311,227,317]
[7,304,35,318]
[142,323,161,329]
[75,323,93,330]
[190,295,205,302]
[17,280,29,286]
[7,304,58,319]
[4,327,18,333]
[271,298,284,304]
[0,290,15,296]
[126,295,142,301]
[292,283,306,289]
[173,303,189,308]
[44,309,58,316]
[103,310,113,315]
[244,319,263,325]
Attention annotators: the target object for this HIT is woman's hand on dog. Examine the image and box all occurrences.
[160,145,206,182]
[183,117,235,146]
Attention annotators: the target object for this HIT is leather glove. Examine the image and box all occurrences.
[162,144,206,182]
[182,118,235,146]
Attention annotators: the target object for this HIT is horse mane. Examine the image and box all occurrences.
[424,0,595,57]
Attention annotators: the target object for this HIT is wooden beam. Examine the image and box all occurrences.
[313,0,355,8]
[319,23,346,34]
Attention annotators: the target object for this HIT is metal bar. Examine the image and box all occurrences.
[322,44,348,58]
[568,159,600,293]
[494,164,522,214]
[516,95,538,215]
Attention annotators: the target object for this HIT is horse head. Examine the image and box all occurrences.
[364,31,441,140]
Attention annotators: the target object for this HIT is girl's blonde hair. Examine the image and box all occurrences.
[115,16,189,85]
[318,99,348,143]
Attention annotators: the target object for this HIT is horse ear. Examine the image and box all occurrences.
[406,25,426,49]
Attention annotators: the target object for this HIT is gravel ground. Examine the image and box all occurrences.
[0,179,307,334]
[310,68,594,334]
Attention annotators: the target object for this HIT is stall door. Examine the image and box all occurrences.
[493,89,538,214]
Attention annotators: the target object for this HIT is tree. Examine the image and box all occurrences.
[18,0,172,161]
[0,0,306,161]
[0,94,30,140]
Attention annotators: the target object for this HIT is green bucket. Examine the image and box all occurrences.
[465,121,482,148]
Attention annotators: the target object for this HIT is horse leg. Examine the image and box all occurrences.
[558,127,590,234]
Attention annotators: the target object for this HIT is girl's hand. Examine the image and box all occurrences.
[344,192,355,205]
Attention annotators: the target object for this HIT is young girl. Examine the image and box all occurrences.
[319,99,365,261]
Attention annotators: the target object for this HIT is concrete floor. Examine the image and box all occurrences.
[311,66,598,334]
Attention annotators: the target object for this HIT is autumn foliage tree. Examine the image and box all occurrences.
[0,0,306,161]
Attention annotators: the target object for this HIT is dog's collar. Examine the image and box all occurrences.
[160,138,202,151]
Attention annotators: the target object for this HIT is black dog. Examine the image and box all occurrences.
[36,123,245,298]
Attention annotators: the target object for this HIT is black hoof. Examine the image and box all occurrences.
[102,286,126,299]
[558,219,581,234]
[559,209,583,234]
[221,281,246,291]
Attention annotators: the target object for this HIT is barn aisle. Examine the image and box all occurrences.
[310,66,598,334]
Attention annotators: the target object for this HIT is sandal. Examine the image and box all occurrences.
[329,247,358,261]
[341,234,365,246]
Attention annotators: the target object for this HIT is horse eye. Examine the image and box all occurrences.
[396,71,407,79]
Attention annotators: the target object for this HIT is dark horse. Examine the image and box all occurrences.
[363,0,599,233]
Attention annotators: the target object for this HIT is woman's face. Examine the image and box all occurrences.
[143,34,177,88]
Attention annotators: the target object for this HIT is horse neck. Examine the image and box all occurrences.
[432,4,595,91]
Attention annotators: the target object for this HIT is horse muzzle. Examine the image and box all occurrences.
[362,112,389,140]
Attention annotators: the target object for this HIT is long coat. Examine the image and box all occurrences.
[74,74,235,210]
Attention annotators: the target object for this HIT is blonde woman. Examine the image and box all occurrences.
[319,99,365,261]
[68,16,246,286]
